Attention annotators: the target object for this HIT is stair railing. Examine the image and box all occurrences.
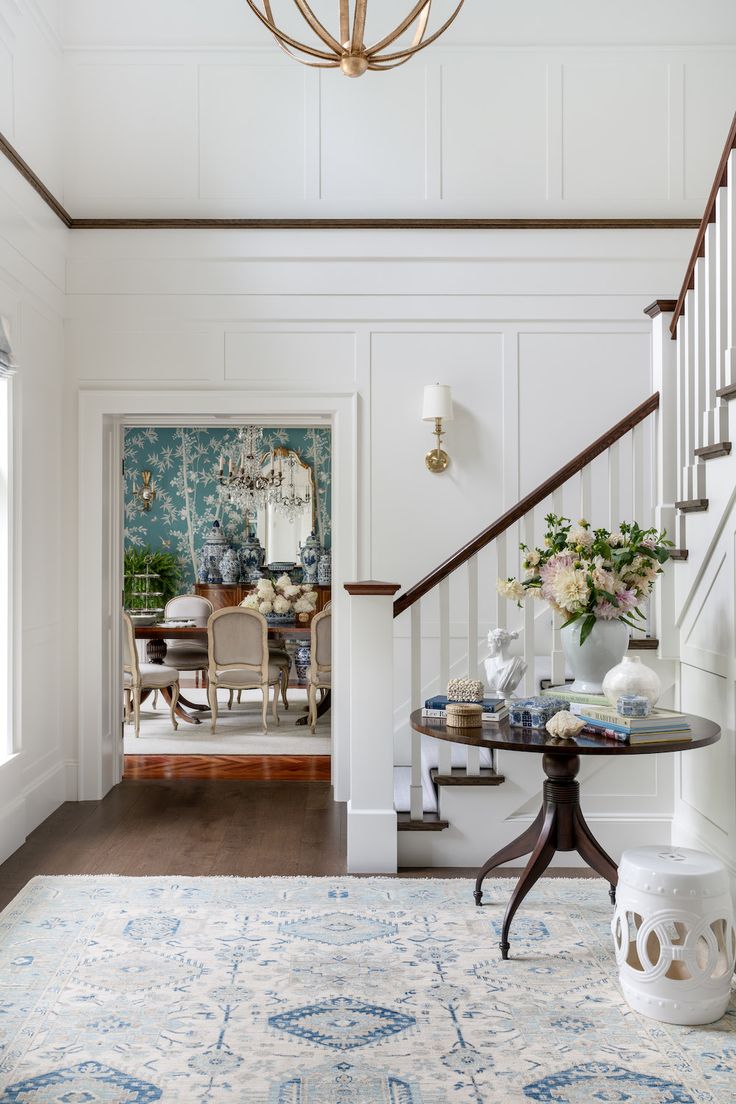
[344,389,678,871]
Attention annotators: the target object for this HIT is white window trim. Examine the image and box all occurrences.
[0,369,17,760]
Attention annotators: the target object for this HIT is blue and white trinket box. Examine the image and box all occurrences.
[616,694,651,718]
[509,696,567,729]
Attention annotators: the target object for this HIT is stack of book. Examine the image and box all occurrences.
[549,687,691,744]
[422,695,508,724]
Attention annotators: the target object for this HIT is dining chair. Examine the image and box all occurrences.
[307,608,331,733]
[207,607,282,734]
[234,598,291,712]
[122,611,180,738]
[163,594,213,686]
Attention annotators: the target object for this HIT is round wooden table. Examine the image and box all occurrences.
[409,709,720,959]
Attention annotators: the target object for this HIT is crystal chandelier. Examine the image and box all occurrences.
[244,1,466,77]
[272,451,312,522]
[218,426,284,514]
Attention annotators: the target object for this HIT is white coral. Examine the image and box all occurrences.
[545,710,586,739]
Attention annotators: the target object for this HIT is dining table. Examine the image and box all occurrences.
[133,623,329,726]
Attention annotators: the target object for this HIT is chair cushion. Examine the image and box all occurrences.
[214,663,283,690]
[307,666,331,688]
[138,663,180,689]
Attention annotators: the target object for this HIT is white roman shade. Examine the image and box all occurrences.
[0,319,17,380]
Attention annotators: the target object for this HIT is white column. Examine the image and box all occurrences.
[647,302,679,657]
[345,581,400,873]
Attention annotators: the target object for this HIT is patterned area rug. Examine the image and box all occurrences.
[0,876,733,1103]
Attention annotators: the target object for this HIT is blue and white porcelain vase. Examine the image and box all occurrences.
[240,525,265,583]
[294,642,311,683]
[206,555,223,585]
[220,548,240,585]
[317,550,331,586]
[299,530,322,585]
[200,520,229,576]
[197,553,209,584]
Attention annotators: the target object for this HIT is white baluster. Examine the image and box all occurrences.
[682,293,696,499]
[691,260,707,497]
[676,311,688,503]
[550,489,565,687]
[496,531,507,630]
[465,556,480,777]
[726,149,736,392]
[631,423,645,524]
[579,465,591,522]
[410,602,423,821]
[703,221,719,447]
[437,577,452,776]
[713,188,730,442]
[523,512,535,695]
[608,439,620,531]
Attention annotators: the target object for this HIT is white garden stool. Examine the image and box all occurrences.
[612,846,735,1025]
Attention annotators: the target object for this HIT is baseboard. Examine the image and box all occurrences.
[672,820,736,896]
[0,757,74,867]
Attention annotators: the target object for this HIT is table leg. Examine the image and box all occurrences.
[474,749,619,958]
[159,686,201,726]
[474,807,545,906]
[295,689,331,726]
[175,690,210,713]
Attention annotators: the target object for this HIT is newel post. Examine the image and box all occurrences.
[344,581,400,873]
[646,300,679,657]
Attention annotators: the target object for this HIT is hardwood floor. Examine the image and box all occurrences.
[124,755,332,781]
[0,780,597,912]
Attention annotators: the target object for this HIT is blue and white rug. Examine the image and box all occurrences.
[0,876,733,1103]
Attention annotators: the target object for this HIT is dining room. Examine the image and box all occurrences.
[122,422,332,781]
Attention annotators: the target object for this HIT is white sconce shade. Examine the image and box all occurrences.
[422,383,454,422]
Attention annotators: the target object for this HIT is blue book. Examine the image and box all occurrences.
[424,694,505,713]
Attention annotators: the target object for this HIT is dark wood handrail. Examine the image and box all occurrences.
[670,111,736,337]
[393,392,660,618]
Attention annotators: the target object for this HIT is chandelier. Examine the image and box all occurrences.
[218,426,284,515]
[271,451,312,522]
[244,1,466,77]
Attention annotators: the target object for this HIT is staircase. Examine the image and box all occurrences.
[343,111,736,875]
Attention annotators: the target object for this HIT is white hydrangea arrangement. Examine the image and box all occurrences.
[242,575,319,620]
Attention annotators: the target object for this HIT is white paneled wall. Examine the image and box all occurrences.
[54,1,736,217]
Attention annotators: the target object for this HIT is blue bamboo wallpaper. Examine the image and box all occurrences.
[123,426,331,590]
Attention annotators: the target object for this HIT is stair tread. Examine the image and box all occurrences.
[716,382,736,400]
[431,767,505,787]
[693,441,732,459]
[675,498,709,512]
[667,548,689,560]
[628,638,658,650]
[397,812,449,832]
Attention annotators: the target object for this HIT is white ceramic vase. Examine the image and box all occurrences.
[560,618,630,694]
[602,655,661,710]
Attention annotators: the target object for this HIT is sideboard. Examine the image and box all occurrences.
[194,583,331,612]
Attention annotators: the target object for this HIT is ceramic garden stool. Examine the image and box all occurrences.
[611,846,735,1025]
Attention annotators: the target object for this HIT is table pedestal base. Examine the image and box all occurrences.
[473,751,618,959]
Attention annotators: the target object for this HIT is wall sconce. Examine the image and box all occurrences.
[133,470,157,512]
[422,383,454,473]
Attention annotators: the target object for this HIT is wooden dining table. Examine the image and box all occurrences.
[133,623,324,726]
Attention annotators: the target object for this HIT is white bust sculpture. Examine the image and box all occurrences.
[484,628,527,697]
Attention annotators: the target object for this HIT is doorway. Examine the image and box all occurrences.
[77,389,358,806]
[122,423,332,778]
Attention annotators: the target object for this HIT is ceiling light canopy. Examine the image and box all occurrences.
[245,0,466,77]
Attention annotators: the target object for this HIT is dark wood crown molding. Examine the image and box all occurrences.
[643,299,677,318]
[0,130,701,233]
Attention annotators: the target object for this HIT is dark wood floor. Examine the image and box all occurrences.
[0,780,594,911]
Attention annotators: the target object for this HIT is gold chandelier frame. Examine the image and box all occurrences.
[244,0,466,77]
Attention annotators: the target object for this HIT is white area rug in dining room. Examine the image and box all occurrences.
[0,875,733,1103]
[123,687,330,756]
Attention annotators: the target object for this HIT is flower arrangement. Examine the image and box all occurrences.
[242,574,319,621]
[497,514,672,644]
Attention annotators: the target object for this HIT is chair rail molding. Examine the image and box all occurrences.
[77,388,359,805]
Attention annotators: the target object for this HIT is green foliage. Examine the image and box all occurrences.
[123,546,182,607]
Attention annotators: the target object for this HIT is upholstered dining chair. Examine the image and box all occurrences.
[207,607,282,734]
[163,594,213,685]
[307,608,331,733]
[233,598,291,712]
[122,611,180,738]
